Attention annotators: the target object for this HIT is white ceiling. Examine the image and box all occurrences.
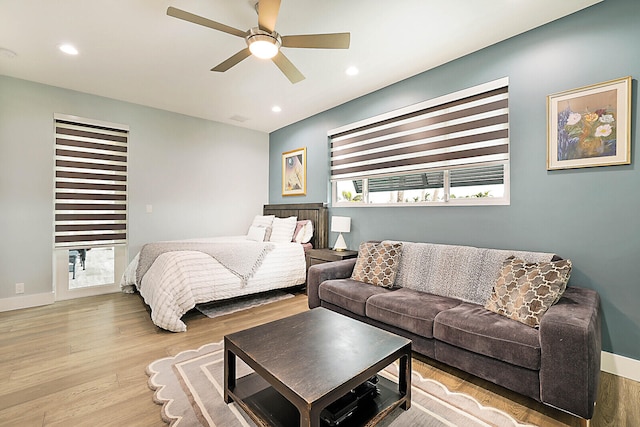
[0,0,601,133]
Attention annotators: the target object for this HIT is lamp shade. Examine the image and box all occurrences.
[331,216,351,233]
[248,38,279,59]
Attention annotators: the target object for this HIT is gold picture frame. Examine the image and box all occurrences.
[282,147,307,196]
[547,76,631,170]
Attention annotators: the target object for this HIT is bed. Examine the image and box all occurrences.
[120,203,328,332]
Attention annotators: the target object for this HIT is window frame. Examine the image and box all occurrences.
[329,78,510,208]
[52,113,129,300]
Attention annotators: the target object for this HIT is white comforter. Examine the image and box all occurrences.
[120,236,306,332]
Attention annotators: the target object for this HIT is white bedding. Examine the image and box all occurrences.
[120,236,306,332]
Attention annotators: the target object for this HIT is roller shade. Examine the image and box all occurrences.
[54,116,128,248]
[330,80,509,181]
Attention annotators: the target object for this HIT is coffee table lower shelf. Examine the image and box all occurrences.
[228,372,405,427]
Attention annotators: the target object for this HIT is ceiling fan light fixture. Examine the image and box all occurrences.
[247,28,281,59]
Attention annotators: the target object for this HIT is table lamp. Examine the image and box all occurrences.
[331,216,351,251]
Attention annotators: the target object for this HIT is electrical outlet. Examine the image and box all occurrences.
[15,283,24,294]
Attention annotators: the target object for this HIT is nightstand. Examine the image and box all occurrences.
[306,248,358,273]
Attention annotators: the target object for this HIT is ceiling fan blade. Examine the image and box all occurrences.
[167,6,247,38]
[211,48,252,72]
[257,0,281,33]
[281,33,351,49]
[271,52,305,84]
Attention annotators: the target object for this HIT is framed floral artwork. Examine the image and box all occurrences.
[282,147,306,196]
[547,76,631,170]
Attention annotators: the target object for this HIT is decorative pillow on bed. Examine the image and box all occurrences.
[247,225,267,242]
[249,215,275,241]
[251,215,275,228]
[484,256,572,328]
[293,220,314,244]
[351,241,403,288]
[269,216,298,243]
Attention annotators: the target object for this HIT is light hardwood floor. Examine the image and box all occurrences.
[0,292,637,426]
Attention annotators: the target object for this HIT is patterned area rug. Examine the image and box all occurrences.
[146,341,535,427]
[195,290,294,319]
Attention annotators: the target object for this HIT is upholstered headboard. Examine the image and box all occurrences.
[263,203,328,249]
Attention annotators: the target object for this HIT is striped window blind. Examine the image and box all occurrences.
[329,79,509,182]
[54,115,128,248]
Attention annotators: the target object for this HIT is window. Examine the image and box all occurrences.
[330,78,509,206]
[53,114,128,297]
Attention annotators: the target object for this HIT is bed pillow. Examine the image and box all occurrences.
[246,225,267,242]
[269,216,298,243]
[351,241,403,288]
[250,215,275,228]
[484,256,572,328]
[249,215,274,240]
[293,220,314,243]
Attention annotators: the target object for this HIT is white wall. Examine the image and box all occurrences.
[0,75,269,304]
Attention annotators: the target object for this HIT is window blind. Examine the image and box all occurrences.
[329,79,509,181]
[54,116,128,248]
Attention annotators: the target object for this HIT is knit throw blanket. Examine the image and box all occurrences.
[393,242,555,305]
[136,241,274,287]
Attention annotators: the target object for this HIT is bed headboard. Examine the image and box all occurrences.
[263,203,328,249]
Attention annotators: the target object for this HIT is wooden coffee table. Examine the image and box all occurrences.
[224,308,411,427]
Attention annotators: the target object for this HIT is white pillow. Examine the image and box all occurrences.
[249,215,275,239]
[251,215,275,228]
[247,225,267,242]
[269,216,298,243]
[294,220,314,244]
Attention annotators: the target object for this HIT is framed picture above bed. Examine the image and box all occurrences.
[547,76,631,170]
[282,147,307,196]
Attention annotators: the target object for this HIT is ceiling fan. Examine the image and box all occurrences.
[167,0,351,84]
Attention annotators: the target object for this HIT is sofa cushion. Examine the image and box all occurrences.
[485,256,572,328]
[366,288,462,338]
[434,303,541,370]
[318,279,393,316]
[351,241,403,288]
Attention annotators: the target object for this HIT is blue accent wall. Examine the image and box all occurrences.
[269,0,640,361]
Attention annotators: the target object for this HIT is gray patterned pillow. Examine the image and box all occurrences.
[351,242,403,288]
[485,256,572,328]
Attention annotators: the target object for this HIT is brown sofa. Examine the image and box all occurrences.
[307,241,601,421]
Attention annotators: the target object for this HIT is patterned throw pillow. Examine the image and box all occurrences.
[351,242,403,288]
[485,256,572,328]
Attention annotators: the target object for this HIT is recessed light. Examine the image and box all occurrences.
[345,66,359,76]
[271,105,282,113]
[59,44,79,55]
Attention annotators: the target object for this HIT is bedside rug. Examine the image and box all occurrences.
[146,341,535,427]
[195,290,294,319]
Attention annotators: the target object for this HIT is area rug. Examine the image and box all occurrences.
[195,290,294,319]
[147,341,535,427]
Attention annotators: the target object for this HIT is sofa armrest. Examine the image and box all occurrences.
[307,259,357,309]
[539,286,601,419]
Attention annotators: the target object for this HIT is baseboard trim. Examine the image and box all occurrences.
[601,351,640,383]
[0,292,55,312]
